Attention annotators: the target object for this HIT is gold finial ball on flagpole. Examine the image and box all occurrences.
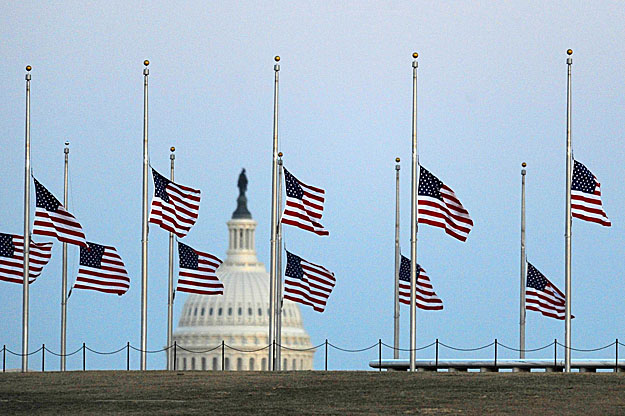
[170,146,175,153]
[278,152,283,157]
[522,162,527,168]
[395,157,400,163]
[274,56,280,62]
[144,60,150,66]
[412,52,418,59]
[26,65,32,71]
[567,49,573,55]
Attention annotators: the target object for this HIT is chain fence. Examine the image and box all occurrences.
[2,338,623,372]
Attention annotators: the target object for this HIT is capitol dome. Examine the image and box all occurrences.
[173,169,314,371]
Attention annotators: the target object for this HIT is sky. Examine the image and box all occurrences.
[1,1,624,371]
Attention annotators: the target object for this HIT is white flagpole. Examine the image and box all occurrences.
[60,141,69,371]
[565,49,573,372]
[409,52,419,372]
[275,152,284,370]
[22,65,32,373]
[394,157,400,359]
[269,56,280,371]
[141,59,150,370]
[167,146,175,371]
[519,162,527,359]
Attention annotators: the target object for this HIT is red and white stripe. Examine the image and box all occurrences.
[526,283,566,320]
[418,184,473,242]
[284,257,336,313]
[571,182,611,227]
[0,235,53,285]
[74,246,130,295]
[398,266,443,311]
[33,206,87,248]
[149,181,201,238]
[177,250,223,296]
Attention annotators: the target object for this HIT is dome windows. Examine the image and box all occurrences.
[218,308,223,316]
[228,307,232,316]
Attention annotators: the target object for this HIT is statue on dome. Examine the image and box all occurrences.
[237,168,248,196]
[232,168,252,219]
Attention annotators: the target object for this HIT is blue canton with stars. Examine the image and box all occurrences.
[418,166,443,201]
[178,242,198,269]
[0,233,15,258]
[34,178,61,212]
[283,169,304,200]
[571,160,597,194]
[79,243,105,268]
[526,263,548,291]
[152,169,171,202]
[399,255,422,282]
[285,250,304,280]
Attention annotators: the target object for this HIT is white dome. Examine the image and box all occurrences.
[173,171,314,371]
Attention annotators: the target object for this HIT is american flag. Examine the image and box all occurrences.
[177,241,224,295]
[284,250,335,313]
[33,178,88,247]
[398,255,443,310]
[281,168,329,236]
[571,160,611,227]
[73,242,130,296]
[149,168,201,238]
[526,262,568,320]
[417,166,473,242]
[0,233,53,285]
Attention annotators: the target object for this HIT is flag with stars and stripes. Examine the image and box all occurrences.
[284,250,335,313]
[526,262,569,320]
[398,255,443,310]
[0,233,53,285]
[417,166,473,242]
[571,160,611,227]
[73,242,130,296]
[177,241,223,295]
[149,168,201,238]
[281,168,329,236]
[33,178,88,247]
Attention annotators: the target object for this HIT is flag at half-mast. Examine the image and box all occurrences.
[0,233,53,285]
[417,166,473,242]
[73,242,130,296]
[149,168,201,238]
[571,160,611,227]
[284,250,335,312]
[281,168,329,236]
[176,241,223,295]
[526,262,569,320]
[33,178,88,247]
[398,255,443,310]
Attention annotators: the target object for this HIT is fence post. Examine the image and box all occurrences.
[82,343,86,371]
[554,339,557,371]
[435,339,439,370]
[614,338,618,373]
[41,344,45,372]
[2,345,5,373]
[126,342,130,371]
[325,339,328,371]
[494,339,498,367]
[221,340,225,371]
[173,341,177,371]
[378,339,382,372]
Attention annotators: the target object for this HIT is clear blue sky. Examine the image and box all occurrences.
[1,1,624,370]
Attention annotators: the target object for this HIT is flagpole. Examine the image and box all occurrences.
[519,162,527,359]
[275,152,284,370]
[167,146,175,371]
[22,65,32,373]
[268,55,280,371]
[565,49,573,373]
[60,141,70,371]
[409,52,418,372]
[141,59,150,371]
[393,157,401,360]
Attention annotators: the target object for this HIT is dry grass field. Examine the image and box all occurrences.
[1,370,625,415]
